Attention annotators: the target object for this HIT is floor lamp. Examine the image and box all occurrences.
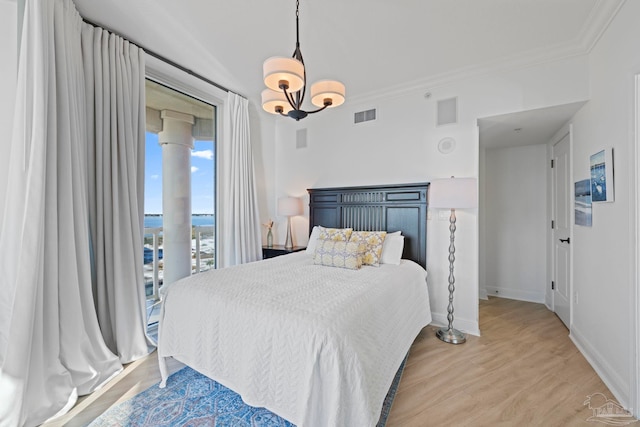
[278,196,302,249]
[429,177,478,344]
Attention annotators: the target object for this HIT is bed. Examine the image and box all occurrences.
[158,183,431,427]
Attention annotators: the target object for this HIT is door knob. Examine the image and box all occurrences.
[559,238,570,244]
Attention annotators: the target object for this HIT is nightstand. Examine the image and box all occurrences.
[262,245,306,259]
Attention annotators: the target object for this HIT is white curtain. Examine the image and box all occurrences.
[81,24,152,363]
[0,1,151,425]
[220,93,263,267]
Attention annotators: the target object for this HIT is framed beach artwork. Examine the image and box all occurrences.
[574,179,592,227]
[590,149,614,203]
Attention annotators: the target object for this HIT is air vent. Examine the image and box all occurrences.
[354,108,376,124]
[296,128,308,149]
[437,97,457,126]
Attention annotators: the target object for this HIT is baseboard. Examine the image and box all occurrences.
[479,287,488,300]
[570,325,631,412]
[485,286,545,304]
[431,312,480,337]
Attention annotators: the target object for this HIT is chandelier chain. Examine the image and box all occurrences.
[295,0,300,49]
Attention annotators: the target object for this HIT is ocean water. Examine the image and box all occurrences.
[144,215,214,228]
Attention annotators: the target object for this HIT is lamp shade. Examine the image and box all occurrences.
[263,57,305,92]
[429,177,477,209]
[310,80,346,108]
[261,89,293,114]
[278,196,302,217]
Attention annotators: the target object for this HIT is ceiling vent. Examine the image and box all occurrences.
[437,97,457,126]
[296,128,308,149]
[354,108,376,124]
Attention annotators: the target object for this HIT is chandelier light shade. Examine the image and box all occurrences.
[263,57,305,93]
[311,80,346,108]
[261,89,294,115]
[262,0,345,121]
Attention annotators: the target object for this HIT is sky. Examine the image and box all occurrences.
[145,131,215,214]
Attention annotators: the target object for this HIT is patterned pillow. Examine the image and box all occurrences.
[350,231,387,267]
[318,226,353,242]
[313,239,365,270]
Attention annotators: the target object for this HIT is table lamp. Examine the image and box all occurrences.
[278,196,302,249]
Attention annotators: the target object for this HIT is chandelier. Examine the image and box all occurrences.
[261,0,345,121]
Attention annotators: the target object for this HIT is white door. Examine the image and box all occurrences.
[552,133,571,328]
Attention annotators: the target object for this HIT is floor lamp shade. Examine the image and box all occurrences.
[278,197,302,249]
[429,177,477,209]
[429,177,477,345]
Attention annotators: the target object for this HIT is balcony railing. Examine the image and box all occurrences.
[143,225,215,301]
[194,225,215,273]
[144,227,163,301]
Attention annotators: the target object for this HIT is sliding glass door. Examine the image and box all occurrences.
[143,79,216,328]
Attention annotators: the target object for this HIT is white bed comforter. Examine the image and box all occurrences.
[158,252,431,427]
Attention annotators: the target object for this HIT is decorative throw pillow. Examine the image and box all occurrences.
[350,231,387,267]
[318,226,353,242]
[313,239,365,270]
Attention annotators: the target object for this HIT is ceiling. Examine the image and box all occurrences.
[74,1,621,149]
[478,101,587,149]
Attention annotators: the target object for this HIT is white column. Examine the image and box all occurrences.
[159,110,194,285]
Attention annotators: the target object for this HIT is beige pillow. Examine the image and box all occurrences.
[318,226,353,242]
[350,231,387,267]
[313,239,365,270]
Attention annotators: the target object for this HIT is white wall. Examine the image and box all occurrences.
[566,0,640,412]
[0,0,18,228]
[249,103,277,245]
[483,144,547,303]
[269,55,590,336]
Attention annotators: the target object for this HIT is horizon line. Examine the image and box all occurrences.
[145,213,214,215]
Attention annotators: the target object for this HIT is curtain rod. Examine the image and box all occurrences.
[82,17,246,99]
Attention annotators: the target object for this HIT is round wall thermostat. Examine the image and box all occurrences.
[438,137,456,154]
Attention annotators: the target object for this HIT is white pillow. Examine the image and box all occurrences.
[305,226,321,254]
[380,234,404,265]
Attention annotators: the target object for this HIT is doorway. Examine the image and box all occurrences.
[478,102,584,321]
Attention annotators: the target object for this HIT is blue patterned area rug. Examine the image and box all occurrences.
[89,356,407,427]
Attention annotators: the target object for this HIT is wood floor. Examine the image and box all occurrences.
[387,297,621,426]
[44,297,624,426]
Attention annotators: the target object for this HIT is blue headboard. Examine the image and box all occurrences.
[307,183,429,268]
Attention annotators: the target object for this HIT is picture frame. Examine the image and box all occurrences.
[575,179,592,227]
[590,148,614,203]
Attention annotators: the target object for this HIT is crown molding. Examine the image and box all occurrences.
[349,43,583,106]
[577,0,625,53]
[349,0,625,106]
